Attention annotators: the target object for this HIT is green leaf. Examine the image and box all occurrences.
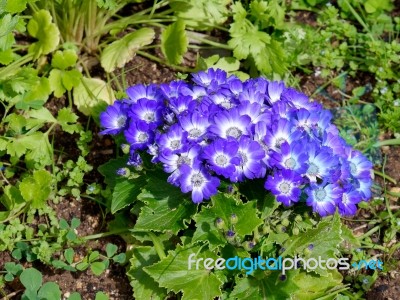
[193,193,263,250]
[51,50,78,70]
[28,107,56,123]
[95,292,109,300]
[161,20,188,65]
[98,157,129,187]
[112,253,126,264]
[64,248,75,265]
[5,0,29,13]
[20,268,42,292]
[127,246,167,300]
[56,108,81,134]
[91,261,107,276]
[70,217,81,229]
[230,270,299,300]
[106,243,118,258]
[27,10,60,58]
[144,244,223,300]
[67,292,82,300]
[100,28,155,72]
[135,173,197,234]
[111,177,145,214]
[19,170,52,209]
[37,282,61,300]
[282,212,343,276]
[73,77,115,117]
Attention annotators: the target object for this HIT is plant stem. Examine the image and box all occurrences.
[148,232,166,259]
[82,228,130,240]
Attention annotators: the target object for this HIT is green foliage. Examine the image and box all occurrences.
[100,28,155,72]
[27,9,60,58]
[19,170,52,209]
[20,268,61,300]
[161,20,188,65]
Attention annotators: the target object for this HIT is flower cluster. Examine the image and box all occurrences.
[100,68,373,217]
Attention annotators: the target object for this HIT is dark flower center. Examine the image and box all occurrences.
[215,154,228,167]
[191,174,204,187]
[315,188,327,202]
[279,182,291,194]
[226,127,242,138]
[275,137,286,148]
[284,158,296,169]
[189,128,202,138]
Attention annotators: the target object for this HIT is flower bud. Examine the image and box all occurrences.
[281,218,290,227]
[262,225,271,234]
[215,218,225,230]
[226,230,235,242]
[295,215,302,223]
[121,144,130,154]
[116,168,130,177]
[277,224,286,233]
[243,241,255,251]
[230,213,238,225]
[292,227,299,235]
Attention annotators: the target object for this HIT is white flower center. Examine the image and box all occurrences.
[170,140,181,150]
[315,188,327,202]
[226,127,242,139]
[191,174,205,187]
[284,158,296,169]
[137,133,148,142]
[144,112,155,122]
[189,128,202,138]
[307,163,319,175]
[238,151,248,166]
[116,116,126,127]
[215,154,228,167]
[177,155,191,167]
[275,137,286,148]
[279,182,291,194]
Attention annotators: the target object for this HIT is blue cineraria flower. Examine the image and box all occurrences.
[129,98,163,128]
[178,112,210,142]
[238,87,264,105]
[127,151,143,167]
[289,108,319,133]
[322,132,346,156]
[305,182,342,216]
[168,95,197,116]
[191,68,227,90]
[205,89,236,109]
[238,101,262,124]
[228,78,243,97]
[124,120,154,150]
[346,149,373,179]
[266,81,285,104]
[202,138,240,179]
[208,108,251,140]
[269,141,308,174]
[264,118,302,151]
[156,124,188,154]
[160,80,188,100]
[99,101,129,135]
[265,169,303,206]
[338,185,363,216]
[179,162,220,203]
[281,88,321,111]
[253,121,272,166]
[159,145,201,185]
[232,136,266,182]
[126,83,163,103]
[180,85,207,101]
[305,142,339,183]
[355,177,373,200]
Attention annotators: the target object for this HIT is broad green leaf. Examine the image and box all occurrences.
[28,107,56,123]
[64,248,74,265]
[161,20,188,65]
[20,268,42,292]
[27,10,60,58]
[127,246,167,300]
[19,170,52,208]
[98,157,129,187]
[5,0,28,13]
[67,292,82,300]
[51,50,78,70]
[106,243,118,258]
[144,244,223,300]
[37,282,61,300]
[73,77,115,117]
[135,172,197,234]
[0,49,14,64]
[1,185,24,210]
[100,28,155,72]
[291,269,343,300]
[282,212,343,276]
[111,177,145,213]
[95,292,109,300]
[91,261,107,276]
[49,69,81,97]
[230,270,299,300]
[193,193,263,250]
[18,77,51,109]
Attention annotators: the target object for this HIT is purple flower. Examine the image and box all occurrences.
[338,185,363,216]
[266,81,285,104]
[305,183,342,217]
[178,112,210,142]
[179,162,220,203]
[281,88,320,111]
[269,141,309,174]
[305,142,339,183]
[124,120,154,150]
[264,118,302,151]
[156,124,188,154]
[202,138,240,179]
[99,101,129,135]
[346,149,373,179]
[208,108,251,140]
[265,169,303,206]
[191,68,227,90]
[129,98,163,128]
[160,80,189,100]
[231,136,266,182]
[126,83,163,103]
[168,95,197,115]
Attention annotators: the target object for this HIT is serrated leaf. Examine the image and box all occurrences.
[19,170,52,209]
[73,77,115,117]
[193,193,263,250]
[127,246,167,300]
[49,69,81,98]
[111,177,145,214]
[230,270,299,300]
[5,0,28,13]
[144,244,222,300]
[56,107,81,134]
[282,212,342,276]
[27,10,60,58]
[28,107,56,123]
[135,172,196,234]
[228,27,270,60]
[161,20,188,65]
[100,28,154,72]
